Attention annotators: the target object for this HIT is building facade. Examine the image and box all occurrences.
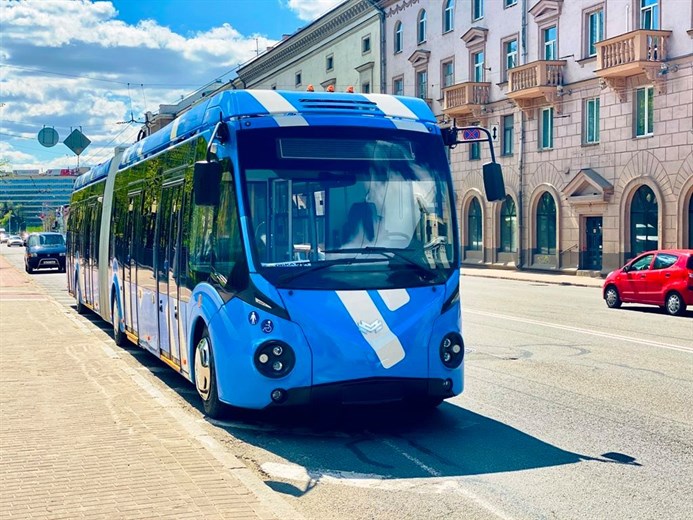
[382,0,692,274]
[234,0,383,94]
[0,173,77,228]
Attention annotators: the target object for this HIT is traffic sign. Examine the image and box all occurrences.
[63,129,91,156]
[38,127,59,147]
[490,124,499,142]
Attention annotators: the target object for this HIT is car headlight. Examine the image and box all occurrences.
[439,332,464,369]
[59,252,66,256]
[29,252,37,257]
[254,341,295,378]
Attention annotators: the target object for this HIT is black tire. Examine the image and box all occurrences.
[75,277,86,314]
[604,286,622,309]
[664,292,686,316]
[112,297,126,347]
[194,330,224,418]
[25,263,32,274]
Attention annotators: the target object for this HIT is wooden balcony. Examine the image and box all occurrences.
[442,82,491,118]
[595,29,672,98]
[507,60,566,117]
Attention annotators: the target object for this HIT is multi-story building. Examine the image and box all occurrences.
[234,0,383,94]
[0,172,78,228]
[383,0,692,274]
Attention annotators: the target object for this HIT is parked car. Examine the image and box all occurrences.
[24,232,67,273]
[0,232,7,243]
[603,249,693,316]
[7,235,24,247]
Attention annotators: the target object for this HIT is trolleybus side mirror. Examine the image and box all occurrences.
[482,162,506,202]
[193,161,222,206]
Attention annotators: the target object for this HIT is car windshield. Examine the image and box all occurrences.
[238,126,457,289]
[39,234,65,246]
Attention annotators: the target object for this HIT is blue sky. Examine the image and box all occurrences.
[0,0,341,171]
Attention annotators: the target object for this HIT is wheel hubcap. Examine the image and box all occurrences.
[606,289,616,305]
[667,296,680,314]
[195,337,211,400]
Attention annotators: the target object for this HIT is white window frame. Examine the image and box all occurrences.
[635,86,654,137]
[443,0,455,33]
[473,0,484,21]
[585,7,604,58]
[442,60,455,89]
[393,76,404,96]
[543,25,557,60]
[639,0,659,30]
[394,22,403,54]
[540,107,554,149]
[472,51,485,82]
[584,97,600,144]
[416,69,428,99]
[417,10,427,44]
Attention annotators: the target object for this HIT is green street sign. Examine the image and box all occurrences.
[63,129,91,156]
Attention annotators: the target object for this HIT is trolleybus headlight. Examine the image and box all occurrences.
[254,341,295,379]
[439,333,464,369]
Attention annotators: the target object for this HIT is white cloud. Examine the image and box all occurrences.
[0,0,278,171]
[285,0,343,21]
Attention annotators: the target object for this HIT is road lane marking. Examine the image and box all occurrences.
[261,460,516,519]
[466,309,693,354]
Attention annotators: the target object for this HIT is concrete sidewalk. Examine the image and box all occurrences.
[461,265,604,288]
[0,255,302,520]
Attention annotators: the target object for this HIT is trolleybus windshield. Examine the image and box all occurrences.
[239,126,457,289]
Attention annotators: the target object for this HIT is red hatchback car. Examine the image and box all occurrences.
[603,249,693,316]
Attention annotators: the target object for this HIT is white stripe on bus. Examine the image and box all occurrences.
[378,289,410,311]
[336,290,405,369]
[363,93,418,120]
[248,90,298,114]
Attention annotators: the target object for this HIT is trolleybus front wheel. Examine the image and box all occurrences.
[194,330,224,418]
[112,296,126,347]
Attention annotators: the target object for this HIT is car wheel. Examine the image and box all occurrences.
[25,263,32,273]
[604,286,622,309]
[112,297,126,347]
[194,330,224,418]
[665,292,686,316]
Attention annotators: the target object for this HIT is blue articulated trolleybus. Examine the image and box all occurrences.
[66,89,504,417]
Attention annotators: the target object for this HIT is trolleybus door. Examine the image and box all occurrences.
[167,185,184,364]
[156,187,172,358]
[85,203,98,307]
[125,192,142,335]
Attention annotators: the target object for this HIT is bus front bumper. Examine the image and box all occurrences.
[264,377,457,408]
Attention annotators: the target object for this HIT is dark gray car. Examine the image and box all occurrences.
[25,232,66,273]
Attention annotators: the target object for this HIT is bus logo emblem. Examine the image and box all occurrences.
[357,320,383,334]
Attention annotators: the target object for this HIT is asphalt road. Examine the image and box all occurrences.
[4,245,692,520]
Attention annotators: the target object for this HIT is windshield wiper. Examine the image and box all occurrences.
[276,257,380,285]
[323,246,441,282]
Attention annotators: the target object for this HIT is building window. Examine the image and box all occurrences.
[505,0,517,6]
[584,97,600,144]
[467,198,482,251]
[472,0,484,21]
[362,35,371,54]
[362,81,370,94]
[394,21,403,53]
[543,25,557,60]
[536,192,556,255]
[393,77,404,96]
[443,0,455,33]
[326,55,334,72]
[503,38,517,81]
[688,193,693,248]
[635,86,654,137]
[442,60,454,89]
[640,0,659,29]
[500,195,517,252]
[416,69,428,99]
[295,72,302,87]
[472,51,485,82]
[469,140,481,160]
[586,8,604,58]
[417,10,427,44]
[271,84,276,90]
[540,107,554,149]
[630,185,658,256]
[502,114,514,156]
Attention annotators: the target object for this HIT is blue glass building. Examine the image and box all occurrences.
[0,175,76,228]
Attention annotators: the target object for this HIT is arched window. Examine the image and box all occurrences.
[536,192,556,254]
[688,193,693,248]
[417,10,427,44]
[443,0,455,33]
[630,185,658,256]
[500,195,517,252]
[467,198,482,251]
[394,21,403,53]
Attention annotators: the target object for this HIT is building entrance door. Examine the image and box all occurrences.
[582,216,603,270]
